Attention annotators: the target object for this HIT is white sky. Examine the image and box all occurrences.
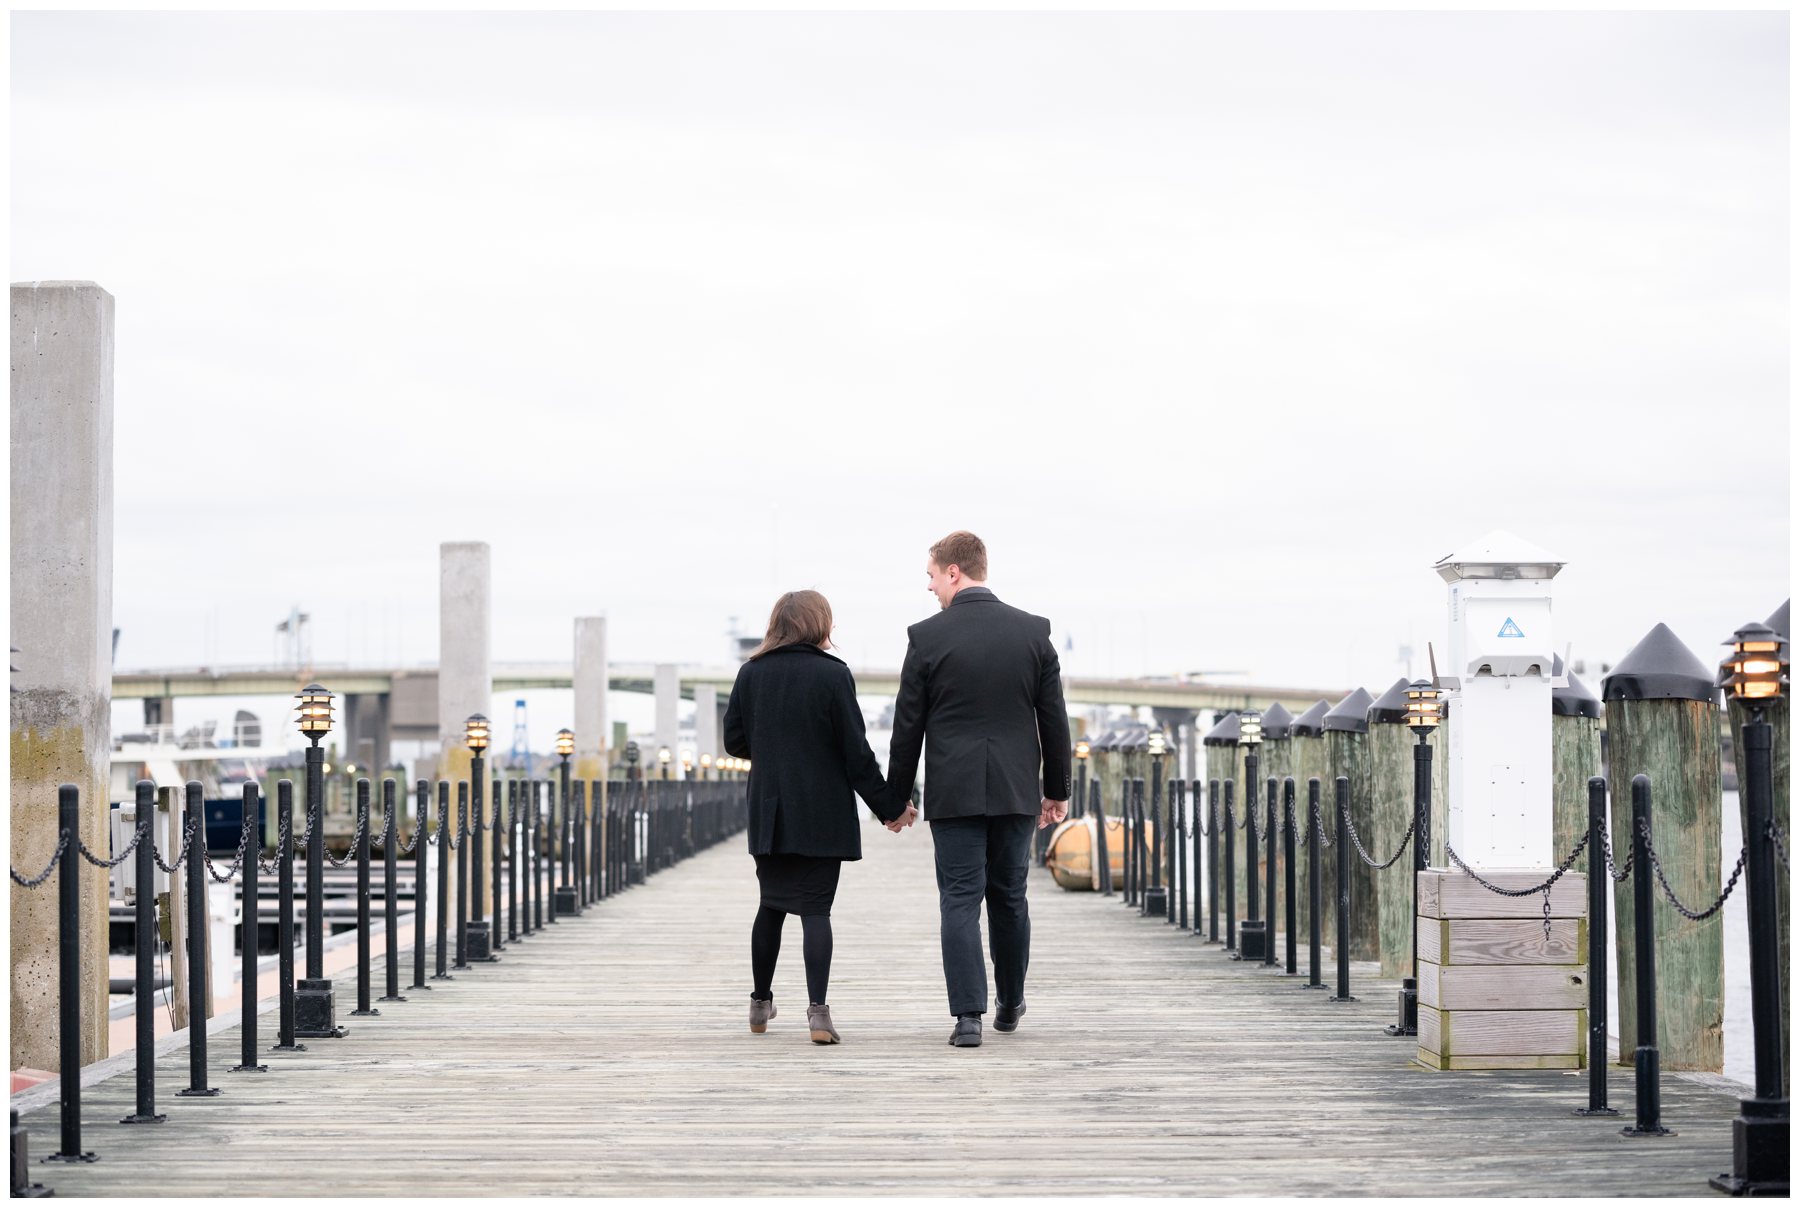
[9,11,1790,748]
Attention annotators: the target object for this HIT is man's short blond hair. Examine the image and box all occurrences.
[929,531,987,581]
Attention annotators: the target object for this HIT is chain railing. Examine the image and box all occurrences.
[1340,797,1413,870]
[9,832,69,888]
[1638,819,1747,923]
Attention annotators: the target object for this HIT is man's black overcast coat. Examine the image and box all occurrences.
[722,642,895,859]
[885,587,1073,819]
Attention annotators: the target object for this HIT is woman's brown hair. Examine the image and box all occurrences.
[748,590,834,660]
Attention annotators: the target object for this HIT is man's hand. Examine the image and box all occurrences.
[1038,798,1068,830]
[886,802,918,833]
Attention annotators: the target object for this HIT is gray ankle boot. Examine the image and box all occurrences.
[807,1003,840,1045]
[749,997,776,1034]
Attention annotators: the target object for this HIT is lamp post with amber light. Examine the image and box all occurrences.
[555,729,579,915]
[295,685,345,1038]
[1710,622,1789,1195]
[1234,710,1265,962]
[1144,731,1169,918]
[1386,682,1441,1037]
[464,715,497,962]
[658,746,672,781]
[701,752,714,781]
[1074,740,1091,818]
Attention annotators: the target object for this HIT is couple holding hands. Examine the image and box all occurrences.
[722,531,1073,1049]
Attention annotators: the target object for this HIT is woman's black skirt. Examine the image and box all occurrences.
[753,853,843,916]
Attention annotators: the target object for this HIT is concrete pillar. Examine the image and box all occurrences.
[573,617,608,781]
[694,685,719,764]
[653,663,679,762]
[10,280,114,1070]
[439,542,491,917]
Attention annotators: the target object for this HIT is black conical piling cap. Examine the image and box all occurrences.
[1289,700,1331,737]
[1366,677,1414,725]
[1767,599,1790,641]
[1602,623,1717,704]
[1322,688,1373,734]
[1260,702,1294,740]
[1201,712,1240,746]
[1551,654,1603,719]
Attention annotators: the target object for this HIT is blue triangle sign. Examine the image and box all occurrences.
[1497,617,1525,639]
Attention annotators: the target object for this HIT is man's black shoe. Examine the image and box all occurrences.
[949,1014,983,1047]
[994,1001,1026,1033]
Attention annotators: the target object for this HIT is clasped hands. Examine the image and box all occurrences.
[883,797,1069,833]
[884,802,918,833]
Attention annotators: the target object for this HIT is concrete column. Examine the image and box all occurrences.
[694,685,719,764]
[573,617,608,781]
[439,542,491,917]
[10,280,114,1070]
[653,663,679,762]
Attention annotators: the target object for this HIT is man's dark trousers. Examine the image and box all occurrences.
[931,815,1035,1017]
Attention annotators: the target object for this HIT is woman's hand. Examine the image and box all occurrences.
[885,802,918,832]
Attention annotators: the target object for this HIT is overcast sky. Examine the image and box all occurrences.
[10,11,1789,746]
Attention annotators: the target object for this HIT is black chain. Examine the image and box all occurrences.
[1597,819,1633,883]
[257,816,289,874]
[1312,805,1334,849]
[441,800,460,851]
[1639,820,1747,922]
[399,811,423,855]
[1339,798,1414,870]
[323,807,368,869]
[1445,830,1590,944]
[10,832,69,888]
[151,815,197,874]
[202,815,255,883]
[77,824,145,870]
[1770,822,1789,872]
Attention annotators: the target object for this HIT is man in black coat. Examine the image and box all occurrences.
[884,531,1072,1048]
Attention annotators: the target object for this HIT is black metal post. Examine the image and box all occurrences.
[467,756,493,962]
[1306,778,1325,989]
[270,780,304,1055]
[1126,780,1140,908]
[1207,778,1220,942]
[557,756,578,915]
[507,780,521,940]
[545,779,559,924]
[233,782,268,1071]
[1145,765,1166,917]
[1190,779,1204,936]
[380,780,405,1004]
[1224,780,1237,954]
[1623,775,1671,1137]
[1283,778,1298,975]
[295,740,340,1039]
[1093,778,1112,895]
[1176,781,1189,929]
[411,780,430,991]
[491,777,505,949]
[349,779,377,1016]
[526,780,539,930]
[46,783,97,1157]
[124,779,167,1119]
[1711,717,1786,1191]
[1330,776,1357,1003]
[177,782,220,1097]
[1575,777,1616,1115]
[1388,739,1429,1036]
[453,781,470,969]
[575,780,587,908]
[1237,752,1264,962]
[1264,777,1278,967]
[432,782,453,982]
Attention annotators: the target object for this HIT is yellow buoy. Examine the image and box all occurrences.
[1043,815,1154,891]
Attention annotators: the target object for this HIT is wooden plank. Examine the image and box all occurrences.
[1419,1004,1585,1057]
[1417,869,1586,920]
[1416,960,1587,1011]
[1417,1050,1583,1072]
[1432,918,1583,966]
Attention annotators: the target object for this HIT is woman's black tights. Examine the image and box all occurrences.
[750,905,832,1005]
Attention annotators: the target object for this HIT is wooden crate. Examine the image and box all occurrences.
[1413,868,1588,1072]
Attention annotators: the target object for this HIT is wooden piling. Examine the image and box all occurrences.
[1602,623,1724,1072]
[1201,711,1239,923]
[1551,657,1603,878]
[1367,678,1417,979]
[1323,688,1380,962]
[1288,701,1332,953]
[1724,597,1789,1094]
[1260,703,1294,933]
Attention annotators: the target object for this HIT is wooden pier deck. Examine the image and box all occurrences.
[17,820,1744,1197]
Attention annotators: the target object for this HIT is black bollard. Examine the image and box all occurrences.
[1329,776,1357,1003]
[466,773,491,962]
[45,784,97,1158]
[1623,775,1672,1137]
[232,783,268,1071]
[546,779,560,925]
[1237,777,1264,962]
[1093,778,1112,895]
[1207,778,1220,942]
[453,781,470,970]
[270,781,304,1054]
[1304,779,1325,989]
[1264,777,1278,968]
[507,780,521,941]
[1710,714,1787,1192]
[1283,778,1298,975]
[177,782,221,1098]
[14,1108,53,1194]
[491,777,506,950]
[1576,777,1617,1115]
[124,779,168,1119]
[295,739,339,1040]
[1144,776,1166,918]
[411,780,431,992]
[380,780,406,1004]
[1224,781,1237,955]
[350,780,378,1017]
[534,781,548,925]
[432,782,453,982]
[1176,781,1189,929]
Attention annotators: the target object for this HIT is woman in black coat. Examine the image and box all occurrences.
[723,589,910,1044]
